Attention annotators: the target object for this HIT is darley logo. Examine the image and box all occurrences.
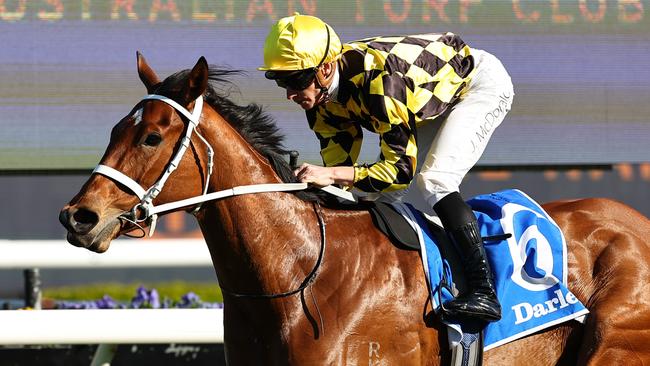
[500,202,566,291]
[512,288,580,325]
[498,200,581,325]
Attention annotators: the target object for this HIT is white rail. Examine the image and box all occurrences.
[0,308,223,345]
[0,238,224,365]
[0,239,212,268]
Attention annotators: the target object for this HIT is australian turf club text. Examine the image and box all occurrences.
[0,1,644,25]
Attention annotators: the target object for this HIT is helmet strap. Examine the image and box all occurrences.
[314,63,337,103]
[313,23,333,103]
[316,85,330,104]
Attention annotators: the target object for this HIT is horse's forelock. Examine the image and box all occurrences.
[153,69,190,96]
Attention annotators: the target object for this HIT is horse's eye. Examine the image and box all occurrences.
[143,133,162,147]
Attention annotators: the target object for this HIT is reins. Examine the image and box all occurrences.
[218,202,328,335]
[219,201,327,299]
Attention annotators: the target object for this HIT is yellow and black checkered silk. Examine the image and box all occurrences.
[306,32,474,193]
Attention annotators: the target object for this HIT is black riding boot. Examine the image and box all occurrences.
[434,192,501,322]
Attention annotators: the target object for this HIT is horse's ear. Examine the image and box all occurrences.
[136,51,160,94]
[183,56,209,104]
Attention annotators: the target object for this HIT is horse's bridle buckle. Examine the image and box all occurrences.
[131,202,151,223]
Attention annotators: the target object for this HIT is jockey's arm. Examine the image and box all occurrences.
[304,75,417,192]
[294,164,354,187]
[297,118,416,191]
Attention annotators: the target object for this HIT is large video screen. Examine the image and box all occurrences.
[0,0,648,169]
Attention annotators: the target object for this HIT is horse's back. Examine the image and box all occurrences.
[544,197,650,229]
[544,197,650,301]
[483,198,650,365]
[320,199,650,365]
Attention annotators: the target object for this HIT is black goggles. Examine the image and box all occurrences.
[266,69,317,91]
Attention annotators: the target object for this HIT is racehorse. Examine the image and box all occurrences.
[59,54,650,365]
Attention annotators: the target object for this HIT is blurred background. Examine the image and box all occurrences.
[0,1,648,362]
[0,0,649,293]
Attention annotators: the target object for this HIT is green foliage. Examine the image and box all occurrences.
[43,281,223,303]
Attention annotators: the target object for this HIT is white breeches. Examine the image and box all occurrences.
[378,48,514,216]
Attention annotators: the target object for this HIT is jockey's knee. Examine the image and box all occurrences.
[415,173,460,208]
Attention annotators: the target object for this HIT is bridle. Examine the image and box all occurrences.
[94,94,206,236]
[92,93,351,301]
[93,94,312,237]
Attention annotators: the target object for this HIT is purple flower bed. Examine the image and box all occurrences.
[55,286,224,309]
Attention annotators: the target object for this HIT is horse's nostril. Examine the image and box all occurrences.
[68,207,99,235]
[73,208,99,226]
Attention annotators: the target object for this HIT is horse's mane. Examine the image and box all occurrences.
[156,66,325,203]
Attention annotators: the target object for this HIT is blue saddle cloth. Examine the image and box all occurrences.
[394,189,589,350]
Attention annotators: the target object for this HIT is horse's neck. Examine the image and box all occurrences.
[197,112,317,296]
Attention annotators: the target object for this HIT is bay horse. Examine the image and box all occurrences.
[59,54,650,365]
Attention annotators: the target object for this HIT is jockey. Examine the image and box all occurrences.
[259,14,513,323]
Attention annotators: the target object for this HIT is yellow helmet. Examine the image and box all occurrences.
[259,14,342,72]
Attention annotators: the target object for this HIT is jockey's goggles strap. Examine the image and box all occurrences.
[315,24,331,71]
[313,24,331,98]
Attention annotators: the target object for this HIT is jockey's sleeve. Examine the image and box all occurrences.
[306,75,418,193]
[308,110,364,168]
[352,74,418,193]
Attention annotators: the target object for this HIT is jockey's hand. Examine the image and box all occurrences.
[294,163,354,187]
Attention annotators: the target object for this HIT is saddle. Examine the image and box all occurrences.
[368,202,467,292]
[333,189,586,365]
[368,201,510,292]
